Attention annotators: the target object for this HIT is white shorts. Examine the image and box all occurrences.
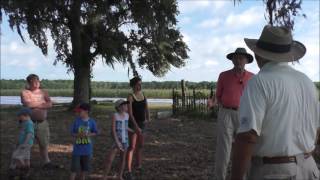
[11,144,32,161]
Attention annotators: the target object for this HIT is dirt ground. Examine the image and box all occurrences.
[0,105,217,180]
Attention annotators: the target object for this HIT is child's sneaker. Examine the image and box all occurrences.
[20,168,30,180]
[8,168,19,180]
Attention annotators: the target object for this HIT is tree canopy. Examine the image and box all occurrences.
[236,0,305,30]
[1,0,189,75]
[1,0,189,105]
[1,0,306,105]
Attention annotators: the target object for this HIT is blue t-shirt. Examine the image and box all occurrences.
[71,117,98,156]
[18,119,34,145]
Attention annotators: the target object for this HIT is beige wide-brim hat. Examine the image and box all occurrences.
[244,25,306,62]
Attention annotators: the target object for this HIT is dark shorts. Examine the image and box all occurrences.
[129,121,145,131]
[71,155,91,172]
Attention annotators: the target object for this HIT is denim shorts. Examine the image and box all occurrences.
[71,155,91,172]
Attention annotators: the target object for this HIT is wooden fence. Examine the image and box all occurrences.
[172,80,218,118]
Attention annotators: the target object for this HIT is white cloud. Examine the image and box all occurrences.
[225,6,264,29]
[6,58,40,71]
[178,0,228,14]
[205,60,219,66]
[178,0,211,14]
[212,1,227,10]
[25,58,39,70]
[182,32,191,45]
[179,16,192,25]
[1,1,318,82]
[202,34,247,57]
[199,19,221,28]
[5,41,35,55]
[291,59,319,81]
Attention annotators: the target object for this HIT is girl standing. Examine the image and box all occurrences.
[103,99,133,180]
[126,76,150,180]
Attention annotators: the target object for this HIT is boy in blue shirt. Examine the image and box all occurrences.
[9,108,34,179]
[70,103,98,180]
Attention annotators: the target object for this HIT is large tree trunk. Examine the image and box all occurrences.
[69,0,91,107]
[73,65,91,106]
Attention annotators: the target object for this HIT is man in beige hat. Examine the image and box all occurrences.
[231,25,320,179]
[213,47,254,180]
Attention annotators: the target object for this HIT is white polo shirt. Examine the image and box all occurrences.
[238,62,320,157]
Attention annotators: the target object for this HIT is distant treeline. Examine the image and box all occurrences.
[1,79,319,99]
[0,79,217,90]
[1,79,319,90]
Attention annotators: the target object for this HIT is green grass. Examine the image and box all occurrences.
[0,88,214,99]
[0,89,173,99]
[94,102,171,111]
[2,88,319,100]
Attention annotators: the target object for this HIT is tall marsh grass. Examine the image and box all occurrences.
[0,89,173,99]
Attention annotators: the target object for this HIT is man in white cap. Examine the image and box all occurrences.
[231,25,320,179]
[214,47,254,180]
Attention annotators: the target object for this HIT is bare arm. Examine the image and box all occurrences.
[42,90,52,108]
[71,130,83,138]
[21,91,41,108]
[316,128,320,145]
[23,133,33,145]
[71,121,83,138]
[112,115,122,150]
[145,98,150,122]
[215,75,223,105]
[128,127,134,133]
[20,90,52,109]
[231,130,258,180]
[87,132,97,137]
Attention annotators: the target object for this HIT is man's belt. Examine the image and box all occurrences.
[262,152,312,164]
[222,106,238,111]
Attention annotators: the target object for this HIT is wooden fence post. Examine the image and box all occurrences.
[192,88,196,110]
[181,79,186,109]
[172,88,176,115]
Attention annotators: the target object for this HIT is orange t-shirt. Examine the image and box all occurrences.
[216,69,254,108]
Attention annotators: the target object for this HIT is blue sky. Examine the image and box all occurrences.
[1,0,319,82]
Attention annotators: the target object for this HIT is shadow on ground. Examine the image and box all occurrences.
[1,106,217,180]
